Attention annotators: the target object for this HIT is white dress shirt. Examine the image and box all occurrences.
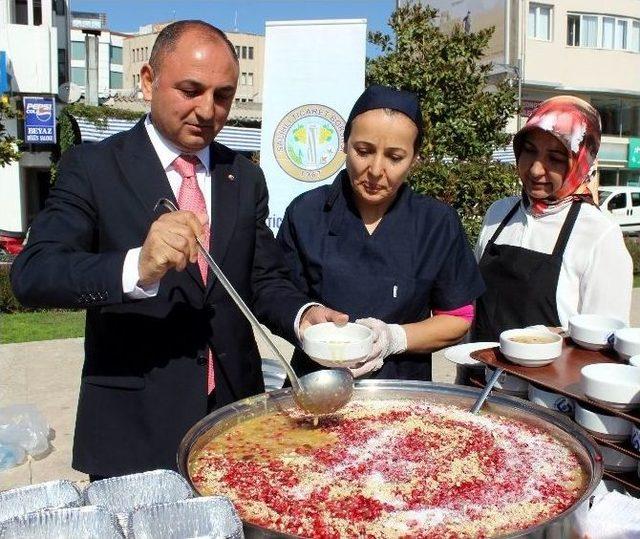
[475,197,633,328]
[122,115,211,298]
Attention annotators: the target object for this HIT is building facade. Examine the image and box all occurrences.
[408,0,640,186]
[122,25,265,118]
[0,0,70,234]
[69,11,126,98]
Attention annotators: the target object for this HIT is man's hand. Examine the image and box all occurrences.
[138,211,208,287]
[299,305,349,335]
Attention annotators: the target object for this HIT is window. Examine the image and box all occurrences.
[608,193,627,211]
[602,17,615,49]
[242,46,247,59]
[567,15,580,46]
[110,45,123,65]
[145,47,148,60]
[616,19,628,50]
[71,41,85,61]
[58,48,67,84]
[132,75,136,88]
[33,0,42,25]
[14,0,28,24]
[633,22,640,52]
[581,15,598,47]
[71,67,86,86]
[632,193,640,207]
[247,72,253,86]
[235,45,240,57]
[54,0,66,16]
[110,71,123,88]
[567,13,640,52]
[240,72,247,85]
[248,46,254,60]
[528,4,552,41]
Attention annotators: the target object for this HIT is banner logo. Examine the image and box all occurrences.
[273,104,346,182]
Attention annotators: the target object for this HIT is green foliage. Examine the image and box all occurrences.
[51,103,145,183]
[367,4,518,161]
[0,98,21,168]
[366,4,520,242]
[0,264,24,313]
[411,159,519,244]
[625,237,640,275]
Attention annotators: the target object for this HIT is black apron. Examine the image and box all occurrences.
[473,201,581,341]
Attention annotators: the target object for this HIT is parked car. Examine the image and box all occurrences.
[598,186,640,235]
[0,230,25,256]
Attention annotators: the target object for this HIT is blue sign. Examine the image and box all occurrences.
[0,51,8,93]
[23,97,56,144]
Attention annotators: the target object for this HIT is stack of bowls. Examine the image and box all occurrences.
[568,315,626,351]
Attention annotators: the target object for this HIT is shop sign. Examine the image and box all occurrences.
[629,138,640,169]
[0,51,8,93]
[23,97,56,144]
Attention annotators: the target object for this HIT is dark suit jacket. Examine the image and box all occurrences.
[10,119,309,476]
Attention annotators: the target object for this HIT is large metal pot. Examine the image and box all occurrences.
[177,380,602,539]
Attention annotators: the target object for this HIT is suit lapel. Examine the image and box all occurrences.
[114,119,204,290]
[206,142,239,297]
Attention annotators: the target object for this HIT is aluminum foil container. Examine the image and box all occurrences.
[0,480,82,524]
[0,505,123,538]
[129,496,243,538]
[83,469,193,513]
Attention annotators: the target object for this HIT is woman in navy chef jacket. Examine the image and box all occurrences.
[277,85,485,380]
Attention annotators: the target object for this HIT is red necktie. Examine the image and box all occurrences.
[173,154,215,394]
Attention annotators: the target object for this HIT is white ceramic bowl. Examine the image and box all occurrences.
[599,445,637,473]
[631,425,640,451]
[527,384,574,416]
[568,314,626,351]
[484,367,528,396]
[614,328,640,361]
[574,402,632,441]
[629,355,640,367]
[580,363,640,410]
[499,329,563,367]
[302,322,373,368]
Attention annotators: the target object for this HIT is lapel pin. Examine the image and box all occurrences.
[227,174,235,181]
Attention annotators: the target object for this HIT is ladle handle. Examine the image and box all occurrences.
[470,367,504,414]
[154,198,302,391]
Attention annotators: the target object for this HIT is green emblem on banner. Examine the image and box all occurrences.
[629,138,640,169]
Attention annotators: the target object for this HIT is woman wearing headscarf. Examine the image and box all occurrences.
[473,95,632,342]
[278,85,485,380]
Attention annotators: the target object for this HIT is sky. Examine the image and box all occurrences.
[70,0,397,57]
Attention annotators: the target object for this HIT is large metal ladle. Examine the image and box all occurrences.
[155,198,354,416]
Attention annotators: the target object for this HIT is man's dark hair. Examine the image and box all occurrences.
[149,20,238,72]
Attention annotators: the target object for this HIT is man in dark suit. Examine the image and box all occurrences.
[10,20,346,479]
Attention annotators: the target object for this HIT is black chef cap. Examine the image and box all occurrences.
[344,85,423,151]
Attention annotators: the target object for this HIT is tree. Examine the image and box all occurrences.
[0,97,21,168]
[367,4,520,242]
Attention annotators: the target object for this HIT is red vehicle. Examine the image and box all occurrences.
[0,230,25,256]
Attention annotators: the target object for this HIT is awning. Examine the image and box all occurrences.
[72,116,261,153]
[491,146,516,164]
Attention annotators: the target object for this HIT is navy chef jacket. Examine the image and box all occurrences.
[277,170,485,380]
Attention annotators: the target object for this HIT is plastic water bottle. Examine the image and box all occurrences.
[0,443,26,470]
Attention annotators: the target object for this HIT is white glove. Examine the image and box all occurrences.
[349,318,407,378]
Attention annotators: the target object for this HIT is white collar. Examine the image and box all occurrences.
[144,114,211,174]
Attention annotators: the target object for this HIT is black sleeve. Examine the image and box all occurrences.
[250,167,310,344]
[430,210,486,311]
[276,202,310,296]
[10,146,126,309]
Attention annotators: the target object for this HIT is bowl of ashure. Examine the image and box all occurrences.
[303,322,373,368]
[499,329,563,367]
[179,380,602,539]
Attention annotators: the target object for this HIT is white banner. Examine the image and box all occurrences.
[260,19,367,232]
